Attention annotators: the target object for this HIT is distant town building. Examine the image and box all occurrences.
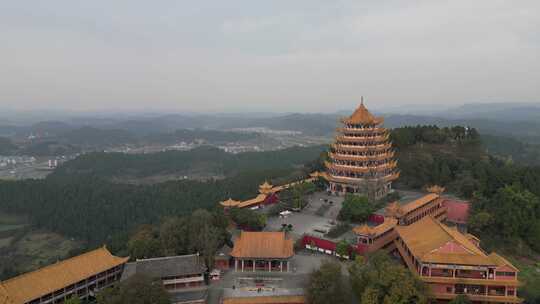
[0,246,128,304]
[121,254,206,291]
[395,217,522,303]
[230,232,294,272]
[324,98,399,198]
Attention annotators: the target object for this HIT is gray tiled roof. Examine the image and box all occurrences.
[129,254,206,279]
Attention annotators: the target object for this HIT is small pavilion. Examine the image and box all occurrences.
[230,231,294,272]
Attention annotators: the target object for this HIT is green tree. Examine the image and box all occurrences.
[97,274,170,304]
[338,195,375,223]
[127,225,161,259]
[159,217,189,256]
[188,209,222,270]
[229,208,266,231]
[64,295,81,304]
[489,185,539,238]
[335,240,349,258]
[348,252,428,304]
[449,295,472,304]
[306,260,350,304]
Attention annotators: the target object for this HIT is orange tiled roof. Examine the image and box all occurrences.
[426,185,445,195]
[220,198,241,208]
[237,194,268,208]
[353,217,397,236]
[223,295,305,304]
[398,193,439,215]
[231,232,294,259]
[0,246,129,304]
[342,102,384,125]
[396,217,516,267]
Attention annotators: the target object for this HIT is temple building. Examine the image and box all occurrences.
[354,189,447,253]
[121,254,206,291]
[219,175,320,210]
[325,99,399,198]
[230,232,294,272]
[0,246,128,304]
[395,217,522,303]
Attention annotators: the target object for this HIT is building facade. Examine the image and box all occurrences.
[0,246,128,304]
[230,232,294,272]
[325,99,399,198]
[395,217,522,303]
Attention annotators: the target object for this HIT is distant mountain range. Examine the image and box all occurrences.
[1,102,539,142]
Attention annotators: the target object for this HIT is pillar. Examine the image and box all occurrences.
[235,259,238,271]
[253,260,255,272]
[268,261,271,272]
[287,261,290,272]
[241,260,244,272]
[280,261,283,272]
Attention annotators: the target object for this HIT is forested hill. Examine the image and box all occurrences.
[0,145,326,248]
[50,145,326,182]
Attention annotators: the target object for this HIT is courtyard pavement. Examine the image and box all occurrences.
[265,192,345,240]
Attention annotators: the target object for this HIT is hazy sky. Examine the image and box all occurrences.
[1,0,539,113]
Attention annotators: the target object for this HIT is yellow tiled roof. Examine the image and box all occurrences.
[220,198,241,207]
[396,217,514,267]
[353,217,397,236]
[0,246,129,304]
[399,193,439,215]
[231,231,294,259]
[342,102,384,125]
[237,194,268,208]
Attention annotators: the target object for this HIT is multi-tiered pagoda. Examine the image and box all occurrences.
[325,99,399,198]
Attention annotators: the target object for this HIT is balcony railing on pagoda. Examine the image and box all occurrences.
[325,161,397,173]
[326,172,400,184]
[332,143,392,152]
[336,127,386,134]
[328,151,395,162]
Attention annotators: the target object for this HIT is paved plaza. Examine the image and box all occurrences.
[266,192,345,240]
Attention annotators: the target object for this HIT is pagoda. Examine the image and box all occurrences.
[325,98,399,198]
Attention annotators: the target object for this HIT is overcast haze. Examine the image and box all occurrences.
[1,0,539,113]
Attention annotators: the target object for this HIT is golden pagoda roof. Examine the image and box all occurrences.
[342,101,384,125]
[0,246,129,304]
[258,181,274,194]
[220,198,241,208]
[426,185,445,195]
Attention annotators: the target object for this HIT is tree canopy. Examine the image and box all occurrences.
[348,252,429,304]
[306,260,350,304]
